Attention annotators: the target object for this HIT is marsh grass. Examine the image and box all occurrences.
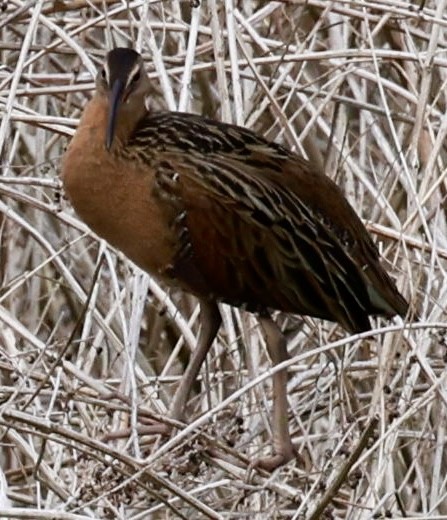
[0,1,444,518]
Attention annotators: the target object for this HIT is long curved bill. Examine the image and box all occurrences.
[106,79,125,150]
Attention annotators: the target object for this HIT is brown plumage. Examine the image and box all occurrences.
[62,48,408,470]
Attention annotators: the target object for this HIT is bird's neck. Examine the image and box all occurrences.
[81,93,146,151]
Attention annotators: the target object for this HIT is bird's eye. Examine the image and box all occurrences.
[100,68,106,80]
[131,71,141,84]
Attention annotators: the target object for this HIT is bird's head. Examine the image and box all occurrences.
[96,48,149,150]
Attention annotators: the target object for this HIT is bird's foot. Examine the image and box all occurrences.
[251,443,301,472]
[101,421,175,442]
[140,422,173,436]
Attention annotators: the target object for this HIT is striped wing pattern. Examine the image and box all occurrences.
[128,112,408,333]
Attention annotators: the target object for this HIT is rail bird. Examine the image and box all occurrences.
[62,48,409,470]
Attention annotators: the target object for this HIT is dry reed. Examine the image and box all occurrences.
[0,1,445,518]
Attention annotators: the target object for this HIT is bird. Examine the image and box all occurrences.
[61,47,409,471]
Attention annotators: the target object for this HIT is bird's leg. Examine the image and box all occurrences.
[122,301,220,439]
[256,314,296,471]
[168,300,221,423]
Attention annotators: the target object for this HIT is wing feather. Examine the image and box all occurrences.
[130,112,407,332]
